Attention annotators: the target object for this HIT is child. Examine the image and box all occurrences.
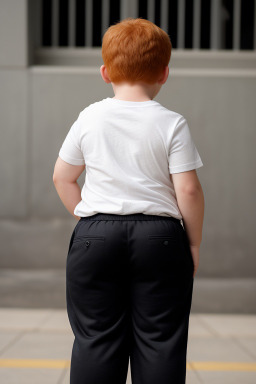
[53,17,204,384]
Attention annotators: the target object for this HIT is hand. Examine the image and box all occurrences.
[189,244,200,278]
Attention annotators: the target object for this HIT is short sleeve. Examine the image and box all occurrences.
[168,116,203,174]
[58,114,85,166]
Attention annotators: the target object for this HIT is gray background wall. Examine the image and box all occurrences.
[1,0,256,312]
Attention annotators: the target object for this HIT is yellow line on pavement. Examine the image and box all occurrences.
[0,359,70,369]
[189,361,256,371]
[0,359,256,371]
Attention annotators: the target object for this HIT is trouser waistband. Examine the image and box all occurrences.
[80,213,181,224]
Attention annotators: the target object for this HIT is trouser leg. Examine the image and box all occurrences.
[128,219,194,384]
[66,220,131,384]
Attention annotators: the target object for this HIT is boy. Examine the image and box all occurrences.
[53,17,204,384]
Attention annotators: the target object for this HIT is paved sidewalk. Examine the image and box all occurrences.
[0,308,255,383]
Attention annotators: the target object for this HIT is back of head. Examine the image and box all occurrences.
[101,17,172,85]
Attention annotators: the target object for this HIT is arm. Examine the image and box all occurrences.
[171,170,204,246]
[171,170,205,277]
[53,156,85,221]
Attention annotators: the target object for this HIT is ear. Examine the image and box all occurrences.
[100,65,112,84]
[158,66,169,84]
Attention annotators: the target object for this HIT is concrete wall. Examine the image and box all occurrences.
[1,0,256,312]
[1,64,256,276]
[0,0,28,67]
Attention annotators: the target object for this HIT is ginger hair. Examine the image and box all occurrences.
[101,17,172,85]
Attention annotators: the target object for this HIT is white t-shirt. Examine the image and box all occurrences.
[58,97,203,219]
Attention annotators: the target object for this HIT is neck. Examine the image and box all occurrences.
[111,81,161,102]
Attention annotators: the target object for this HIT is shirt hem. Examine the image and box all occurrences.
[59,150,85,166]
[169,159,203,174]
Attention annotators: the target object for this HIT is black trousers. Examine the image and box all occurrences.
[66,213,194,384]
